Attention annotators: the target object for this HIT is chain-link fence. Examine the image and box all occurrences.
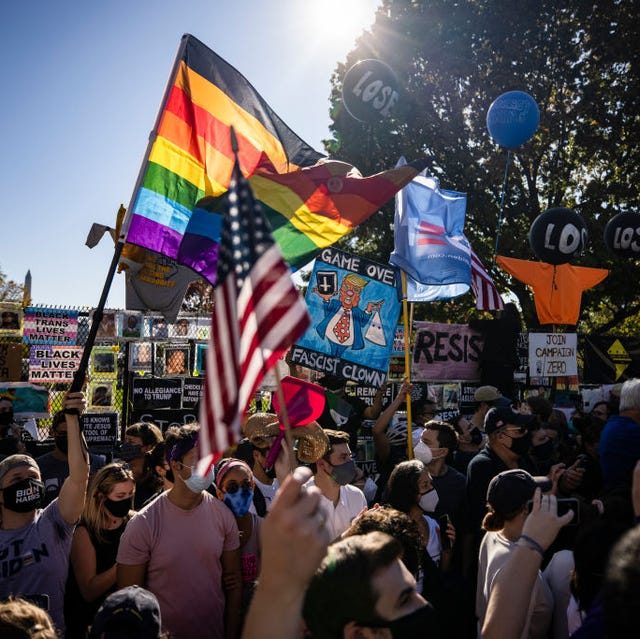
[0,306,211,450]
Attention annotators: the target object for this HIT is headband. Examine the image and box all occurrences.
[215,459,252,486]
[166,431,199,463]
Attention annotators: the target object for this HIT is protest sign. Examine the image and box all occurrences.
[412,322,483,381]
[182,377,204,408]
[528,333,577,377]
[0,343,22,381]
[81,412,118,450]
[129,408,199,433]
[88,381,115,409]
[0,303,22,337]
[28,345,83,383]
[291,248,401,388]
[132,377,183,411]
[22,307,78,345]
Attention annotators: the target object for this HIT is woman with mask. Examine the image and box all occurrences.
[387,459,455,569]
[476,469,555,638]
[0,391,88,638]
[215,458,262,621]
[65,462,135,638]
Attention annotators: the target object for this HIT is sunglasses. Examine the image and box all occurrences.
[223,480,252,494]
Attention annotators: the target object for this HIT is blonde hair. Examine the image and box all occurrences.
[0,597,57,639]
[82,462,135,544]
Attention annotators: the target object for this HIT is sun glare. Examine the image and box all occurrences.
[302,0,379,49]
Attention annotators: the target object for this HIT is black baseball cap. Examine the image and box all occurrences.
[486,469,552,515]
[484,406,529,435]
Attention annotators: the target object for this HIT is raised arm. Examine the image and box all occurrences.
[58,391,90,524]
[241,466,329,639]
[372,380,412,463]
[481,489,574,639]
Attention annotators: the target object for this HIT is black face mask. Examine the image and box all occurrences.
[0,412,14,427]
[55,435,68,454]
[469,427,484,446]
[506,431,532,456]
[362,603,436,639]
[104,496,133,518]
[532,438,554,461]
[2,478,45,512]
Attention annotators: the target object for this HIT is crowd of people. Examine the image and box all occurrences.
[1,374,640,639]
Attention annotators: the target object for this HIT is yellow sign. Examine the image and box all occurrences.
[607,339,632,380]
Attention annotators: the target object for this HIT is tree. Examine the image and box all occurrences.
[327,0,640,333]
[0,266,24,303]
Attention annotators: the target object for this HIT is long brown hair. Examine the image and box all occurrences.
[81,462,135,544]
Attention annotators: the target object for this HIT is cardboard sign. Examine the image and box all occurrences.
[528,333,577,377]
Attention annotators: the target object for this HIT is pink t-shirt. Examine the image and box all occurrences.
[117,492,239,639]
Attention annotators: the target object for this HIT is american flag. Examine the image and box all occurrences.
[470,248,504,311]
[198,155,311,472]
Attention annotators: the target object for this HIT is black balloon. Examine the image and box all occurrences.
[529,208,587,265]
[341,59,399,123]
[604,212,640,258]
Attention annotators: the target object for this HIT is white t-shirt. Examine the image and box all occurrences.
[253,477,279,512]
[476,531,553,639]
[305,477,367,540]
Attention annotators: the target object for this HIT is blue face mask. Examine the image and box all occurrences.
[223,488,253,516]
[181,466,215,494]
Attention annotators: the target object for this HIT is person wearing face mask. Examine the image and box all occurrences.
[65,462,135,638]
[116,424,242,639]
[0,391,89,637]
[306,429,367,541]
[215,458,262,623]
[36,411,107,506]
[467,406,538,544]
[303,530,439,639]
[387,460,455,570]
[0,397,27,459]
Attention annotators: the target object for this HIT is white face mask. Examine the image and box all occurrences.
[413,441,433,465]
[182,466,215,494]
[418,488,439,513]
[363,477,378,503]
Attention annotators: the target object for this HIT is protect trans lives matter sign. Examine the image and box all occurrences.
[528,333,577,377]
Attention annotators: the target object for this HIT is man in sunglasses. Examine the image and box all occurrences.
[466,407,539,551]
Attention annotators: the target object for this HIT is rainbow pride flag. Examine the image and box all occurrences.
[251,159,429,269]
[125,34,426,282]
[124,34,323,277]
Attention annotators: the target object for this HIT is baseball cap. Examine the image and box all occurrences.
[0,454,39,485]
[474,386,502,403]
[89,586,161,639]
[483,406,529,435]
[486,469,552,515]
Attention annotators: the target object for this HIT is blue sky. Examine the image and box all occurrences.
[0,0,380,308]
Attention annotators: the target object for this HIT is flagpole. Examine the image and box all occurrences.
[70,36,190,395]
[493,149,512,260]
[273,366,296,473]
[401,271,414,459]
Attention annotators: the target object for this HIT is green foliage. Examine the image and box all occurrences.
[0,266,24,303]
[327,0,640,332]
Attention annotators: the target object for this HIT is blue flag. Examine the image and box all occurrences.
[390,162,471,301]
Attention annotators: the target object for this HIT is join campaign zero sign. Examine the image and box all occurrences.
[291,248,402,388]
[528,333,578,377]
